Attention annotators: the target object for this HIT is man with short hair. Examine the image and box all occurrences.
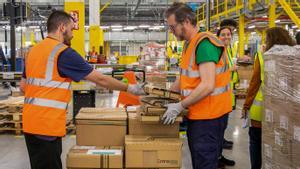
[162,3,232,169]
[21,11,145,169]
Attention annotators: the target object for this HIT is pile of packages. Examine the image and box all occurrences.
[262,45,300,169]
[66,85,184,169]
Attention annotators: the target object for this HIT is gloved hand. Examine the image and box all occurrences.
[127,83,146,96]
[162,102,184,125]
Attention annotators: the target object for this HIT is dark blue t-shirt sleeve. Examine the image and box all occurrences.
[22,66,26,78]
[58,48,93,82]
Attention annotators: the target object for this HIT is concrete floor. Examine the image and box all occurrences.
[0,91,250,169]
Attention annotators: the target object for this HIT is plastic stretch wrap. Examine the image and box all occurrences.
[262,45,300,169]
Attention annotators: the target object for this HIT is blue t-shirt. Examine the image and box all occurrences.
[23,47,93,82]
[22,47,93,141]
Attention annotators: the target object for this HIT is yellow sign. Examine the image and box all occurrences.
[64,1,85,57]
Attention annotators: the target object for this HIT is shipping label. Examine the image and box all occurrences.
[294,126,300,142]
[265,109,273,123]
[280,115,288,131]
[87,149,122,155]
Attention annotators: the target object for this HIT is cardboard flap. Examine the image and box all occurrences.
[125,135,183,151]
[140,116,183,124]
[76,108,127,121]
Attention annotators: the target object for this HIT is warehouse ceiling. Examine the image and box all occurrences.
[0,0,203,27]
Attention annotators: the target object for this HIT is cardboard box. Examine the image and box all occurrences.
[66,145,123,169]
[125,135,182,168]
[128,113,180,138]
[76,108,127,146]
[144,85,181,100]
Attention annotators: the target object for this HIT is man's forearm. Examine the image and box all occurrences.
[181,82,214,108]
[85,70,128,91]
[170,77,180,92]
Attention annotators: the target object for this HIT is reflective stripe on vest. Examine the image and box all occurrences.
[26,78,70,89]
[24,97,68,110]
[181,83,230,97]
[252,99,263,107]
[25,43,70,110]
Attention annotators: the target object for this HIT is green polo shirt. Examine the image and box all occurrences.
[193,38,223,64]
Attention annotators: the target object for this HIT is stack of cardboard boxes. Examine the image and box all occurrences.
[67,107,126,169]
[66,85,183,169]
[262,45,300,169]
[126,84,183,169]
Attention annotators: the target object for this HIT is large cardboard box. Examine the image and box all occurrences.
[125,135,182,168]
[66,145,123,169]
[76,108,127,146]
[128,113,180,138]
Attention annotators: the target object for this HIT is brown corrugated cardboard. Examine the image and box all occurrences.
[66,145,123,169]
[76,108,127,146]
[139,115,183,124]
[128,113,179,138]
[144,85,181,100]
[125,135,182,168]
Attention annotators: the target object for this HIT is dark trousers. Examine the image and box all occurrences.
[219,113,230,157]
[187,114,229,169]
[24,133,62,169]
[249,127,262,169]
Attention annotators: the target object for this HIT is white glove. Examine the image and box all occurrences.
[162,102,184,125]
[127,83,146,96]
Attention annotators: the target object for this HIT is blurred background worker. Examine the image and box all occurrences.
[20,11,145,169]
[162,3,232,169]
[242,27,296,169]
[217,26,237,168]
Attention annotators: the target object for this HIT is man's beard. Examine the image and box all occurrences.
[63,31,72,46]
[177,27,185,41]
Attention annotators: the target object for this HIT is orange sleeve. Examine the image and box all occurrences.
[243,58,261,110]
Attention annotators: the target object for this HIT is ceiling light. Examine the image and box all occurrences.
[149,27,160,30]
[100,26,110,29]
[275,20,280,23]
[139,25,150,28]
[124,26,137,30]
[248,25,255,29]
[111,25,122,28]
[112,28,123,31]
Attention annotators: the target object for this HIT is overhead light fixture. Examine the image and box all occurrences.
[124,26,137,30]
[139,25,150,28]
[100,26,110,29]
[149,27,160,30]
[292,25,298,29]
[275,20,280,23]
[112,28,123,31]
[111,25,122,28]
[248,25,256,29]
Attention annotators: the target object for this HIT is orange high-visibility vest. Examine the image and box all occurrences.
[180,32,232,120]
[23,37,72,137]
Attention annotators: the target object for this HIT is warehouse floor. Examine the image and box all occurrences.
[0,91,250,169]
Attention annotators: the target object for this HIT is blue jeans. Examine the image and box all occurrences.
[187,114,229,169]
[249,127,262,169]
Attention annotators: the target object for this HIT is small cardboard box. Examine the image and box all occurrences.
[144,85,181,100]
[125,135,183,168]
[66,145,123,169]
[128,113,180,138]
[76,108,127,146]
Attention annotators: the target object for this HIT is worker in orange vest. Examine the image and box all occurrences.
[20,11,145,169]
[162,3,232,169]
